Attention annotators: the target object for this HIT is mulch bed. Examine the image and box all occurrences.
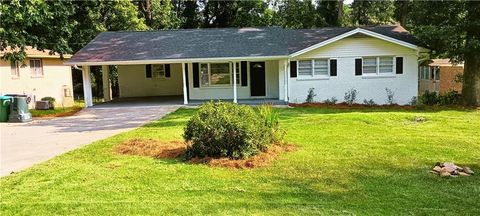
[32,107,83,118]
[289,102,415,110]
[114,138,297,169]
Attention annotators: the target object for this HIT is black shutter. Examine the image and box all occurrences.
[193,63,199,88]
[241,61,248,86]
[146,64,152,78]
[290,61,297,78]
[396,57,403,74]
[355,59,362,76]
[330,59,337,76]
[165,64,171,77]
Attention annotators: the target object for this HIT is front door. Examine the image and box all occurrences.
[250,62,266,97]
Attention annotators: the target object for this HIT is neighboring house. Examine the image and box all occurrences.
[66,25,428,106]
[0,47,74,108]
[418,59,463,95]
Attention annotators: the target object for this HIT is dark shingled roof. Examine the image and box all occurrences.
[67,25,421,64]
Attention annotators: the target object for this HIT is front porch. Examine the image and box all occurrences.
[79,59,291,107]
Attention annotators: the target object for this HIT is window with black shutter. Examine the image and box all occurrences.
[146,64,152,78]
[193,63,200,88]
[330,59,337,76]
[290,61,297,78]
[355,59,362,76]
[165,64,171,77]
[241,61,248,86]
[396,57,403,74]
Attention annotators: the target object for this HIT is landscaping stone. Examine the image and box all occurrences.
[430,162,473,177]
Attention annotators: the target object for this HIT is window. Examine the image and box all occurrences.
[298,60,312,76]
[314,59,328,75]
[152,64,165,78]
[30,59,43,77]
[210,63,230,85]
[362,56,394,76]
[433,67,440,81]
[379,57,393,74]
[200,63,209,86]
[298,59,329,77]
[10,60,19,77]
[362,57,377,74]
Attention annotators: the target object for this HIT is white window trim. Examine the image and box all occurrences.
[296,58,331,80]
[147,64,168,79]
[30,59,44,78]
[361,56,396,78]
[199,62,234,88]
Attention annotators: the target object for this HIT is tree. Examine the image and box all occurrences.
[182,0,201,28]
[274,0,322,28]
[408,1,480,105]
[350,0,395,25]
[394,0,410,27]
[150,0,181,29]
[316,0,342,26]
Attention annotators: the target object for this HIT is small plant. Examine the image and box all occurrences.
[409,96,418,106]
[385,88,395,105]
[344,88,358,105]
[41,96,56,109]
[306,88,316,103]
[323,97,338,105]
[363,99,376,106]
[419,91,439,105]
[258,104,285,145]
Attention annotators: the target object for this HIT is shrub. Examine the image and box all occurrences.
[438,91,462,105]
[385,88,395,105]
[419,91,438,105]
[323,97,338,105]
[184,102,280,160]
[258,104,285,145]
[344,88,359,105]
[363,99,376,106]
[41,96,56,109]
[306,88,316,103]
[409,96,418,106]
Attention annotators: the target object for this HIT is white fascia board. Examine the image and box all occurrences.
[290,28,420,58]
[64,55,289,66]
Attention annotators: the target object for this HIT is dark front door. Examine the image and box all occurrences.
[250,62,266,97]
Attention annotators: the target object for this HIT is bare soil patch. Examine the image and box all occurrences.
[189,144,297,169]
[115,139,186,159]
[115,138,297,169]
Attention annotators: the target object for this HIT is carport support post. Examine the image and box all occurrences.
[182,63,188,105]
[82,65,93,107]
[233,61,237,103]
[102,65,112,102]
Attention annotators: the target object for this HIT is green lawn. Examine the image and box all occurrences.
[1,107,479,215]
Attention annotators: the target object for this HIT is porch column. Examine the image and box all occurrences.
[182,63,188,105]
[82,65,93,107]
[284,60,288,102]
[233,61,237,103]
[102,65,112,102]
[285,59,290,102]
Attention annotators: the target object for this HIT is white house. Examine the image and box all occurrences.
[65,25,428,106]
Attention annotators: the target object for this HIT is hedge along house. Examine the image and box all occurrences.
[65,25,428,107]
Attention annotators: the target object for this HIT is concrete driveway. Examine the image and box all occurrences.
[0,97,182,177]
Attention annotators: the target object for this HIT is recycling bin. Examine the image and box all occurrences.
[0,96,12,122]
[7,95,32,122]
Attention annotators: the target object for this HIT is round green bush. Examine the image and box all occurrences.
[184,102,274,159]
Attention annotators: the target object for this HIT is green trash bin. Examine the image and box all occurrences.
[0,96,12,122]
[7,95,32,123]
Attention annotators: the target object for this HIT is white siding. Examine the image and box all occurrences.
[118,64,183,97]
[289,36,418,105]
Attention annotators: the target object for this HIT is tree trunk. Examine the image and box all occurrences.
[462,54,480,106]
[398,0,408,27]
[338,0,343,26]
[138,0,152,27]
[462,1,480,106]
